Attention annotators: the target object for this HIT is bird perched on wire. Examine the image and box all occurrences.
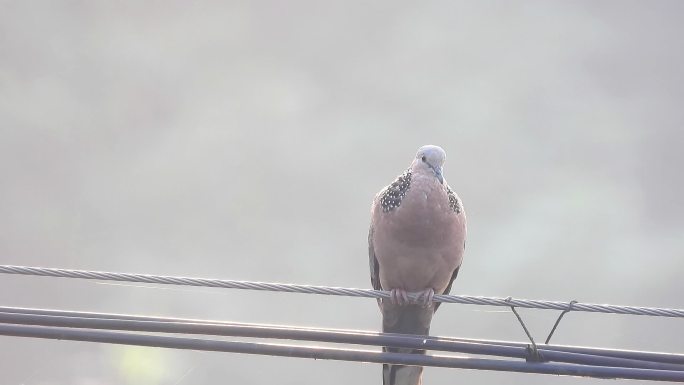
[369,145,466,385]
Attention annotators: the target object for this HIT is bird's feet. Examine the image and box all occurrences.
[415,288,435,308]
[389,289,411,306]
[388,288,435,307]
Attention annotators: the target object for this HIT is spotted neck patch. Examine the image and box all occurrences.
[379,169,412,212]
[446,185,463,214]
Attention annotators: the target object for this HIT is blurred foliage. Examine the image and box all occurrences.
[112,346,168,385]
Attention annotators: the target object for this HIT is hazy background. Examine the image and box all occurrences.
[1,1,683,384]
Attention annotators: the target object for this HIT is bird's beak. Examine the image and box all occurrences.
[433,166,444,184]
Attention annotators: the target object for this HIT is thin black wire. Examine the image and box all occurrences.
[507,302,543,362]
[2,323,684,382]
[546,300,578,344]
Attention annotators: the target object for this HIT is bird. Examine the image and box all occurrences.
[369,145,466,385]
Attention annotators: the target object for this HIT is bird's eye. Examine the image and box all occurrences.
[421,156,426,162]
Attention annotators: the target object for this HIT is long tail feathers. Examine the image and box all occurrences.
[382,304,434,385]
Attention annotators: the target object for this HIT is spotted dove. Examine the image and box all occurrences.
[369,145,467,385]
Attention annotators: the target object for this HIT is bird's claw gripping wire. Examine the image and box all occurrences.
[388,288,435,307]
[415,288,435,308]
[389,289,411,306]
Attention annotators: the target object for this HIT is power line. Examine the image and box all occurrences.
[2,323,684,382]
[2,305,681,365]
[2,264,683,381]
[1,264,683,318]
[2,306,682,371]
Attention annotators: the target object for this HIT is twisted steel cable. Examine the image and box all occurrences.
[1,264,683,318]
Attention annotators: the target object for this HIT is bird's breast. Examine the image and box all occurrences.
[387,180,455,244]
[373,177,466,292]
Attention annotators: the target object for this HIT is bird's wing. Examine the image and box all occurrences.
[368,224,382,291]
[435,265,460,312]
[368,223,383,294]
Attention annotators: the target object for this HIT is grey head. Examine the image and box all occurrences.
[411,145,446,184]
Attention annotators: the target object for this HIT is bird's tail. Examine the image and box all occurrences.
[382,304,434,385]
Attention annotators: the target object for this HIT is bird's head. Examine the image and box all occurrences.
[411,145,446,184]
